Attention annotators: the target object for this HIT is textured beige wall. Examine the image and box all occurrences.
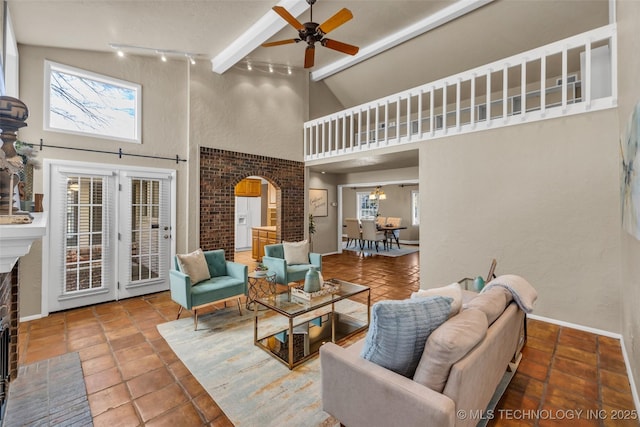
[308,171,341,254]
[308,79,343,120]
[15,45,308,318]
[186,63,308,254]
[16,45,189,317]
[420,110,621,332]
[617,0,640,403]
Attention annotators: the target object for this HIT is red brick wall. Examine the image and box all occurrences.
[199,148,305,260]
[0,261,18,383]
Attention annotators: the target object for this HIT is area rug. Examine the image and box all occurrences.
[342,241,419,257]
[157,300,368,427]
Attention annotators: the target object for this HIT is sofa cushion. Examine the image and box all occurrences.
[283,240,309,265]
[360,296,452,378]
[176,248,211,285]
[413,309,488,392]
[190,276,246,307]
[411,282,462,317]
[463,287,512,325]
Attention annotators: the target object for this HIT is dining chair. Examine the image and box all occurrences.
[344,218,362,248]
[375,216,387,228]
[361,219,387,252]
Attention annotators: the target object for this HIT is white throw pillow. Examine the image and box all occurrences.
[411,282,463,317]
[282,240,309,265]
[176,248,211,285]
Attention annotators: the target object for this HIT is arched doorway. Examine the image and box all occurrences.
[234,176,278,261]
[199,148,305,261]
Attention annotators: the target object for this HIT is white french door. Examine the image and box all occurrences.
[45,160,175,313]
[117,171,172,299]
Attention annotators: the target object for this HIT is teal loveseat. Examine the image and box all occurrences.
[170,249,248,330]
[262,243,322,286]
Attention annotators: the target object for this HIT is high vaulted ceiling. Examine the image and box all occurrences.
[7,0,610,174]
[8,0,610,110]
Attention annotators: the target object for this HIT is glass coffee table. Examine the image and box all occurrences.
[253,278,370,370]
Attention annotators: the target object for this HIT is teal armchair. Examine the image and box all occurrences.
[262,243,322,286]
[170,249,248,330]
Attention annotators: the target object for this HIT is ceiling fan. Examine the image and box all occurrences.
[262,0,359,68]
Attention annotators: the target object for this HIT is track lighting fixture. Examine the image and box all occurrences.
[109,43,201,65]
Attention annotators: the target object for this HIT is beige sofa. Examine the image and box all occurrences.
[320,288,526,427]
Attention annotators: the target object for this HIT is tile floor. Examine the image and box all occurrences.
[16,250,639,426]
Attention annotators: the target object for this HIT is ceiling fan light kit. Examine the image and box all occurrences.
[263,0,359,68]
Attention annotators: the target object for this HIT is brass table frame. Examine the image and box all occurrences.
[253,279,370,370]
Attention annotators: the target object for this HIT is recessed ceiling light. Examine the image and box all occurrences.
[117,50,124,58]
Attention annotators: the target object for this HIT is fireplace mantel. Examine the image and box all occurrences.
[0,213,47,273]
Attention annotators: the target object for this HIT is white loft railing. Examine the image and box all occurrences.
[304,24,618,161]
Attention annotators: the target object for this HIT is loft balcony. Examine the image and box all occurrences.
[304,24,617,162]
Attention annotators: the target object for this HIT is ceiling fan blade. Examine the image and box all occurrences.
[318,8,353,35]
[321,39,359,56]
[272,6,305,31]
[304,45,315,68]
[262,39,299,47]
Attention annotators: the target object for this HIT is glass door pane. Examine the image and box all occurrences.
[64,176,105,293]
[130,178,161,283]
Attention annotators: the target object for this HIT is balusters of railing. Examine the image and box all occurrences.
[384,100,389,142]
[406,93,411,141]
[417,89,423,136]
[585,40,592,109]
[486,68,492,126]
[470,74,476,128]
[611,33,618,105]
[357,110,362,147]
[342,114,347,153]
[375,103,380,146]
[335,116,339,153]
[365,108,371,147]
[348,114,354,151]
[456,79,461,131]
[521,59,527,119]
[395,97,401,140]
[540,55,546,116]
[502,64,508,121]
[304,26,616,161]
[430,87,435,136]
[304,126,309,158]
[443,83,448,133]
[561,47,567,111]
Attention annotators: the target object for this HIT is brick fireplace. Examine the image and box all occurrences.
[199,148,305,259]
[0,262,19,421]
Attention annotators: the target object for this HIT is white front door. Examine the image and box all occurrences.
[45,160,175,313]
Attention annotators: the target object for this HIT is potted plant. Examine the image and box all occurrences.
[254,263,269,277]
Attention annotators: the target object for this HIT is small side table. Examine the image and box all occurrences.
[246,271,277,310]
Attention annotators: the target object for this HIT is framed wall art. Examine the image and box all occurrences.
[309,188,328,217]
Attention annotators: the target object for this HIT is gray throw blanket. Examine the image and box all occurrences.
[481,274,537,313]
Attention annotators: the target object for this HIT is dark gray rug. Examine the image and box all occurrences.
[3,352,92,426]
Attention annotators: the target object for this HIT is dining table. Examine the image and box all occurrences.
[377,225,407,249]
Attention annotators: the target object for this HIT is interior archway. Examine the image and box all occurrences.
[199,147,305,261]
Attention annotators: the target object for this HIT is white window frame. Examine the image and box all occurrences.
[44,60,142,143]
[411,190,420,226]
[357,191,378,220]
